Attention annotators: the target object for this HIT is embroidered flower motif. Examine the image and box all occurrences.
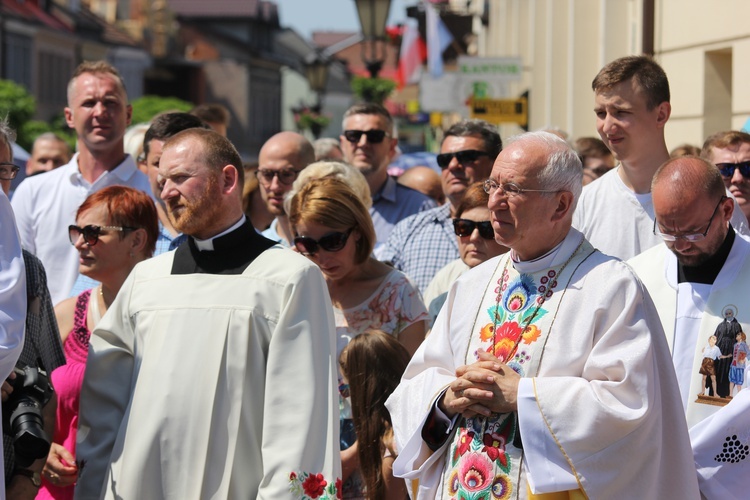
[457,428,475,456]
[502,275,535,314]
[302,474,327,497]
[482,432,509,466]
[458,452,494,492]
[492,474,513,499]
[487,321,523,360]
[289,471,340,499]
[335,478,342,499]
[480,323,495,342]
[448,470,460,495]
[521,324,541,344]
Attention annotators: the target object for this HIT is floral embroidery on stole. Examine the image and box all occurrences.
[440,244,588,500]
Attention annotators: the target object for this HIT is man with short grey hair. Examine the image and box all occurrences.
[380,119,500,292]
[387,131,698,499]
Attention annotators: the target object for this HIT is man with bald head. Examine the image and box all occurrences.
[258,131,314,245]
[629,155,750,497]
[397,166,444,205]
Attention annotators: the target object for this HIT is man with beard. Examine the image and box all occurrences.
[629,156,750,497]
[11,61,151,304]
[74,128,341,499]
[258,131,314,245]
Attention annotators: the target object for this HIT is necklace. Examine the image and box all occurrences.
[491,238,585,362]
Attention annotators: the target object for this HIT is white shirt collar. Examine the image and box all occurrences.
[193,215,247,251]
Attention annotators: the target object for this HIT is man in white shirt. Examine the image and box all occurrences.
[574,55,747,260]
[629,155,750,498]
[11,61,150,304]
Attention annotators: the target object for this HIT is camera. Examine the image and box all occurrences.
[2,364,54,467]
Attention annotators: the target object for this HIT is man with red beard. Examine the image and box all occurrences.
[629,155,750,498]
[258,131,314,245]
[75,128,342,499]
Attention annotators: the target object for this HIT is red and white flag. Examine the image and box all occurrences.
[397,19,425,88]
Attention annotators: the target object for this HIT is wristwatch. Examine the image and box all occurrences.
[14,468,41,487]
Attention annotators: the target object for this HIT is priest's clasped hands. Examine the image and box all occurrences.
[439,350,522,419]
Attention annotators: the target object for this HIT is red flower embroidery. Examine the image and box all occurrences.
[335,478,342,499]
[479,323,495,341]
[496,321,522,341]
[302,473,327,498]
[457,428,475,456]
[481,432,509,467]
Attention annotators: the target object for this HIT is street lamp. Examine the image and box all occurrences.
[353,0,392,78]
[304,51,330,109]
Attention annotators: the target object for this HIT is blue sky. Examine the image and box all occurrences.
[278,0,412,39]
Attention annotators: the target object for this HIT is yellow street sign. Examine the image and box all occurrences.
[469,96,528,129]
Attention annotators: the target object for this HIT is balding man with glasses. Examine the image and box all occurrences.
[629,155,750,498]
[379,119,500,292]
[257,131,315,245]
[340,103,435,253]
[387,131,697,500]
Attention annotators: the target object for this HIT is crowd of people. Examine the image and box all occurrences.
[0,53,748,500]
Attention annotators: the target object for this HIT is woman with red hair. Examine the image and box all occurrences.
[38,186,157,499]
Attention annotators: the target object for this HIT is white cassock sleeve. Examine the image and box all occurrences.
[691,387,750,499]
[0,190,27,491]
[260,264,342,498]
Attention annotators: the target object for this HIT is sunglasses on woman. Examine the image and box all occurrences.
[453,219,495,240]
[293,228,354,256]
[68,224,136,246]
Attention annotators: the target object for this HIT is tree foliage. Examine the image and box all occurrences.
[130,95,193,125]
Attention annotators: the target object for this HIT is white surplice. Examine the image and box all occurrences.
[75,247,341,499]
[629,232,750,498]
[386,229,698,499]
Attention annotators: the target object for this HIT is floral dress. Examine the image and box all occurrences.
[335,269,427,499]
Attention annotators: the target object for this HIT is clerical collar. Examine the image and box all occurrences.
[193,215,247,251]
[512,229,584,274]
[677,225,735,285]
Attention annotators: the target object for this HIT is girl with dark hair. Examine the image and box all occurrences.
[339,331,410,500]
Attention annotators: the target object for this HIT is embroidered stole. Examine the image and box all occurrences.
[439,241,592,499]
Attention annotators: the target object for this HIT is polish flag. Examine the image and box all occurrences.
[397,19,425,88]
[425,1,454,78]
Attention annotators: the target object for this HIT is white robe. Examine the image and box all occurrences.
[386,229,698,499]
[629,233,750,498]
[75,247,341,499]
[573,167,749,260]
[0,191,26,494]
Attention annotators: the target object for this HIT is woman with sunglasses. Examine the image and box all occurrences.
[289,177,427,499]
[38,186,157,499]
[423,182,509,326]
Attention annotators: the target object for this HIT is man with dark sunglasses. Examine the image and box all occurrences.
[340,103,436,253]
[380,119,501,292]
[629,156,750,498]
[75,128,341,498]
[258,131,315,246]
[702,130,750,222]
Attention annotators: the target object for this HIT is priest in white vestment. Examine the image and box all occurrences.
[629,155,750,498]
[75,129,341,499]
[0,189,27,491]
[386,131,699,500]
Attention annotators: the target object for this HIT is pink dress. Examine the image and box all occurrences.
[37,290,95,500]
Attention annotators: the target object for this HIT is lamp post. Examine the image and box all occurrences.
[304,51,329,110]
[353,0,392,78]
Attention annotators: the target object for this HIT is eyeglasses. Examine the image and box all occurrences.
[483,179,560,197]
[342,129,389,144]
[293,228,354,256]
[437,150,491,169]
[653,196,726,242]
[0,163,20,181]
[68,224,136,246]
[255,168,302,186]
[716,162,750,178]
[453,219,495,240]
